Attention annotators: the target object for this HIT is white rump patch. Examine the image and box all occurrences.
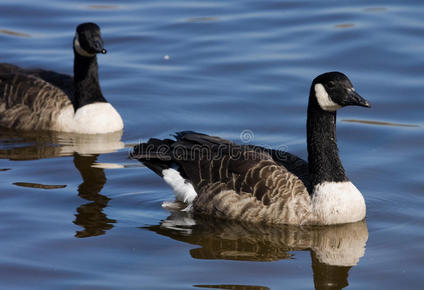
[56,102,124,134]
[314,83,342,111]
[162,168,197,208]
[311,181,366,225]
[74,34,96,57]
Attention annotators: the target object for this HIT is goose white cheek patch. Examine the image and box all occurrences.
[314,83,341,111]
[73,34,96,57]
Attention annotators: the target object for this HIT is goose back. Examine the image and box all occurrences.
[0,63,74,131]
[134,131,314,224]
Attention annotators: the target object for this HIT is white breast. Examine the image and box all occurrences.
[56,102,124,134]
[311,181,366,225]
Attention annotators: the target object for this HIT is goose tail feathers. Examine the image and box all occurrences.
[131,138,175,177]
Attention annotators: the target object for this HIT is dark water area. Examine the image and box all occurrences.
[0,0,423,289]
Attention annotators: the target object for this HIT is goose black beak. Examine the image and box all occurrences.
[93,37,107,54]
[347,90,371,108]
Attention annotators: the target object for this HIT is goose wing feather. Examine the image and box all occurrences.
[135,131,313,224]
[0,63,73,130]
[25,68,74,100]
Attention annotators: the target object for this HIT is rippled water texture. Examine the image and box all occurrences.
[0,0,423,289]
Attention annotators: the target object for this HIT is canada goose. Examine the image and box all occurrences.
[0,22,123,134]
[132,72,371,225]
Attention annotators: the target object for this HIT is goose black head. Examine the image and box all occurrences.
[73,22,107,57]
[312,72,371,111]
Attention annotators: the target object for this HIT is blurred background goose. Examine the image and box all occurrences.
[0,22,123,134]
[132,72,371,225]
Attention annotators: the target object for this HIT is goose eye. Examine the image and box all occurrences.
[327,81,335,88]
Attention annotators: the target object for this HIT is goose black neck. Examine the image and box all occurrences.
[307,88,348,187]
[73,53,106,110]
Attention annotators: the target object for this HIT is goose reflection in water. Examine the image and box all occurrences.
[0,128,124,238]
[0,128,124,158]
[73,153,116,238]
[147,211,368,290]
